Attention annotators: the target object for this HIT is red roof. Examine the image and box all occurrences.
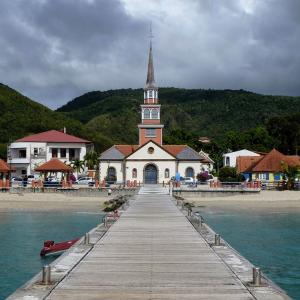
[16,130,90,143]
[115,145,139,156]
[242,149,300,173]
[236,156,263,173]
[0,159,10,172]
[163,145,186,156]
[35,159,73,172]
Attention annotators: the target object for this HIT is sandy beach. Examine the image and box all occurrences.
[0,192,112,212]
[183,190,300,213]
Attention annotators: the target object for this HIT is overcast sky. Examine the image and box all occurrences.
[0,0,300,109]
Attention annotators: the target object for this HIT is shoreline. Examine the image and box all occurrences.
[182,190,300,213]
[0,192,111,213]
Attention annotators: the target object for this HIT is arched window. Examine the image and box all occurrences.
[165,168,170,178]
[132,168,137,178]
[185,167,194,178]
[151,108,159,119]
[144,108,150,119]
[107,167,117,183]
[149,90,153,98]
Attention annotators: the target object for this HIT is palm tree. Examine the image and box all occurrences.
[84,151,99,170]
[71,159,85,179]
[84,151,100,180]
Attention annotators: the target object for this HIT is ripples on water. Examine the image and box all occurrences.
[200,209,300,300]
[0,212,102,299]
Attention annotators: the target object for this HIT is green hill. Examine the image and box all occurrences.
[0,83,84,157]
[57,87,300,145]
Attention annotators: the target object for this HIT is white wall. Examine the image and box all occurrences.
[127,142,175,160]
[177,162,203,178]
[99,161,123,183]
[223,149,260,167]
[126,160,176,183]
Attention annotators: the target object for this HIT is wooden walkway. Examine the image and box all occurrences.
[46,186,269,299]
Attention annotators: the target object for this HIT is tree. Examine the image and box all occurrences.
[281,162,300,190]
[218,166,243,182]
[70,159,85,178]
[84,151,99,170]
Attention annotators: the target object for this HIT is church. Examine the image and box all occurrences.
[99,43,213,184]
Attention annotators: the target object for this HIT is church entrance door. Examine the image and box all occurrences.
[144,164,158,184]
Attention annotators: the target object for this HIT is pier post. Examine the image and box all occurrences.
[252,267,262,286]
[215,234,221,246]
[42,265,51,285]
[84,233,90,245]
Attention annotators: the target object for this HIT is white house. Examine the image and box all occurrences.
[99,42,213,184]
[223,149,260,168]
[8,130,92,176]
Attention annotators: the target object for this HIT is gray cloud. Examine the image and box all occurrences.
[0,0,300,109]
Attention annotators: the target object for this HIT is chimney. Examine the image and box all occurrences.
[63,127,66,134]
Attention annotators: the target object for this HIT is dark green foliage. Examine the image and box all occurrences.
[218,166,243,182]
[0,83,84,145]
[57,88,300,146]
[1,83,300,161]
[267,113,300,155]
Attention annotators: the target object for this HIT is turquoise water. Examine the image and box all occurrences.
[200,209,300,300]
[0,212,103,299]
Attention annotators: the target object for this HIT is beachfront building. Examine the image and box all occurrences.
[223,149,260,168]
[99,42,212,184]
[236,148,300,181]
[8,130,92,176]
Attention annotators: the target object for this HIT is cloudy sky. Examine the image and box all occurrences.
[0,0,300,108]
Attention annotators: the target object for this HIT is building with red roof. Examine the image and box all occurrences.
[236,149,300,181]
[8,129,92,177]
[99,43,213,184]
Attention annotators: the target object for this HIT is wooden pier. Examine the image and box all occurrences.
[42,186,289,300]
[7,185,291,299]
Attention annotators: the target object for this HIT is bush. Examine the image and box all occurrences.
[196,171,210,182]
[218,166,243,182]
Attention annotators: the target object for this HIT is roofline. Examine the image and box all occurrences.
[125,140,177,159]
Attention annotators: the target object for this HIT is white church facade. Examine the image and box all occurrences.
[99,42,212,184]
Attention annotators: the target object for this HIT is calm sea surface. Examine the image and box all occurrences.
[1,210,299,300]
[0,212,103,299]
[200,208,300,300]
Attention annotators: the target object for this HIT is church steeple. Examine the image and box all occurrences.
[145,42,156,89]
[138,37,164,146]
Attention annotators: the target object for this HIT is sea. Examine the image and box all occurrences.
[0,212,103,299]
[0,210,299,300]
[200,208,300,300]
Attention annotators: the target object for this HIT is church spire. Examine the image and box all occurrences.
[145,41,156,89]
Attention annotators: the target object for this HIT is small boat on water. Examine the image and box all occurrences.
[40,238,79,256]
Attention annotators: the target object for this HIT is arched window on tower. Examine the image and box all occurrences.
[149,90,153,98]
[164,168,170,178]
[132,168,137,178]
[151,108,159,119]
[144,108,150,119]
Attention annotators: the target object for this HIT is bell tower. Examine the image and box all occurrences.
[138,38,164,145]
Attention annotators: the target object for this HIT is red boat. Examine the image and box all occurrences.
[40,238,79,256]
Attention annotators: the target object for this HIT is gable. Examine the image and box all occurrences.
[126,141,175,160]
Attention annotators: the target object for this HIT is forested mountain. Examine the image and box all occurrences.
[0,83,83,157]
[57,88,300,150]
[0,84,299,160]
